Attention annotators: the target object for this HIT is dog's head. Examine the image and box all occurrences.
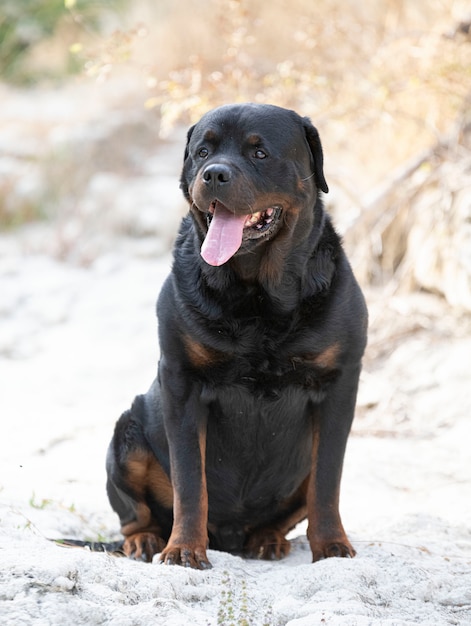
[180,103,328,267]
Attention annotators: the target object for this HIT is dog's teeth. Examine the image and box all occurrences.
[245,212,261,227]
[243,208,279,230]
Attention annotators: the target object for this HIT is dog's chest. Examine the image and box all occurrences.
[205,382,314,513]
[183,313,340,400]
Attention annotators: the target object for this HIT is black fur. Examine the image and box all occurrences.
[105,103,367,568]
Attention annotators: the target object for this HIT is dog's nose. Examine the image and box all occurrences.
[202,163,231,189]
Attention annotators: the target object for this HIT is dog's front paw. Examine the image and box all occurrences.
[123,532,166,563]
[310,538,356,562]
[159,543,212,569]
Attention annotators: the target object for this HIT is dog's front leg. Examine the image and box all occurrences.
[307,365,361,561]
[158,361,211,569]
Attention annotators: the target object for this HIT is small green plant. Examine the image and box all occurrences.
[29,491,53,510]
[0,189,46,231]
[215,570,273,626]
[262,605,274,626]
[217,571,248,626]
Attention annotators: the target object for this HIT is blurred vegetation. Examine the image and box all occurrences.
[1,0,471,306]
[106,0,471,302]
[3,0,470,165]
[66,0,471,183]
[0,0,125,83]
[139,1,471,178]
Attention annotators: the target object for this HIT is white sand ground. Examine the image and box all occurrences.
[0,80,470,626]
[1,247,470,625]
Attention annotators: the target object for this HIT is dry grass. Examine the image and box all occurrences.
[125,0,471,186]
[124,0,471,306]
[3,0,471,307]
[10,0,471,192]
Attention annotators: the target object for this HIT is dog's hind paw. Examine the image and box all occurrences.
[244,528,291,560]
[123,532,166,563]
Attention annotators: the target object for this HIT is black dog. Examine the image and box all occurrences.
[106,103,367,568]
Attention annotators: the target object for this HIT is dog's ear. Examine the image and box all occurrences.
[183,124,196,162]
[180,124,196,201]
[302,117,329,194]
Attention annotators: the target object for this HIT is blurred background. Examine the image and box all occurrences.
[0,0,470,538]
[1,0,471,305]
[0,1,469,282]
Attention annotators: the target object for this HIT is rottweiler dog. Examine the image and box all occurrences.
[106,103,368,569]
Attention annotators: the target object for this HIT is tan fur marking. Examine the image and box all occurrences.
[121,502,152,536]
[297,177,307,192]
[126,451,173,509]
[169,426,208,543]
[307,424,354,560]
[163,423,208,555]
[277,500,308,536]
[312,342,341,369]
[292,342,341,370]
[307,424,320,530]
[183,335,224,368]
[259,203,300,286]
[147,458,174,509]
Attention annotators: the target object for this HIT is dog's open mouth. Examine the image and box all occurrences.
[201,201,282,266]
[208,204,282,236]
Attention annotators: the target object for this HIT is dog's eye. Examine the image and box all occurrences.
[254,149,267,159]
[198,147,209,159]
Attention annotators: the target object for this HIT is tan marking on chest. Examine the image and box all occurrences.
[183,335,227,368]
[291,341,341,370]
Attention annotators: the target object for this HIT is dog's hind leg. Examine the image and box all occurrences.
[106,396,173,562]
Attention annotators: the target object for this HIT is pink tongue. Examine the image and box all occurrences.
[201,204,247,266]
